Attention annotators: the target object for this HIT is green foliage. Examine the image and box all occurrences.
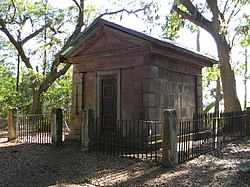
[83,5,99,26]
[0,64,16,117]
[234,49,249,77]
[0,64,72,117]
[0,66,36,116]
[162,10,184,40]
[0,35,16,65]
[17,68,33,113]
[162,1,205,40]
[0,0,77,114]
[0,66,30,117]
[236,14,250,47]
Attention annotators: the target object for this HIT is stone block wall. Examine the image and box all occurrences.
[84,72,95,109]
[158,69,197,120]
[121,66,146,120]
[142,56,203,121]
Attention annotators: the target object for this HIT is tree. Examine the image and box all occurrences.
[171,0,249,112]
[0,0,74,113]
[0,0,152,114]
[0,54,73,116]
[0,64,33,117]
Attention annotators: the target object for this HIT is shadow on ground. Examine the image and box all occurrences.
[0,136,249,187]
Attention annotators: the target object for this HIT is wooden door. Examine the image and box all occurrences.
[100,75,117,136]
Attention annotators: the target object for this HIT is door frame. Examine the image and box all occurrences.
[95,70,121,135]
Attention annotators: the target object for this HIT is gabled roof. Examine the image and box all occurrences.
[58,18,217,67]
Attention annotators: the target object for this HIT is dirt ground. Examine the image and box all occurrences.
[0,136,249,187]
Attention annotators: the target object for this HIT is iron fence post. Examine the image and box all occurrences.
[161,109,178,167]
[213,113,217,149]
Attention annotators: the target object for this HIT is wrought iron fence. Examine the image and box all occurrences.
[17,114,52,144]
[92,119,162,161]
[216,111,247,145]
[16,111,71,144]
[178,111,247,163]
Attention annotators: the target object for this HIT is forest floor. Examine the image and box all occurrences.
[0,136,249,187]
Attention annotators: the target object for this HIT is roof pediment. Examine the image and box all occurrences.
[72,31,145,58]
[62,23,150,62]
[59,18,217,67]
[83,35,134,55]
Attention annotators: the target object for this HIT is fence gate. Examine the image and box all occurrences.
[17,114,52,144]
[16,112,70,144]
[0,109,70,145]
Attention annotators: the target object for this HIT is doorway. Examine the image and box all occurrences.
[100,75,117,136]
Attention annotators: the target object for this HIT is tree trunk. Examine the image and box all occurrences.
[217,40,241,112]
[31,89,42,114]
[172,0,243,112]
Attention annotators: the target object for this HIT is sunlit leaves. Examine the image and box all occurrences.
[83,5,99,26]
[236,14,250,47]
[0,65,32,117]
[162,10,184,40]
[0,63,72,116]
[0,64,16,117]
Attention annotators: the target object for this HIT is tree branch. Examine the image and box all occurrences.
[72,0,81,11]
[172,4,213,35]
[179,0,197,15]
[222,0,230,15]
[231,31,238,48]
[226,0,241,25]
[206,0,219,20]
[58,0,84,56]
[21,22,51,45]
[41,0,85,94]
[8,0,17,23]
[203,102,215,113]
[97,6,147,19]
[39,64,71,94]
[0,17,32,69]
